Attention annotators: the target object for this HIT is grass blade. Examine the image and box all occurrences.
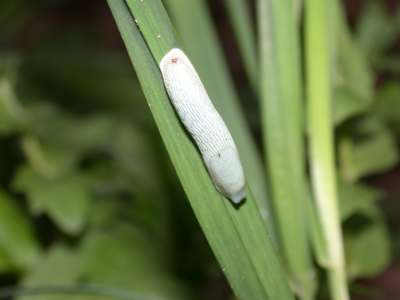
[224,0,258,90]
[306,184,329,267]
[125,0,177,61]
[305,0,349,299]
[107,1,293,299]
[163,0,274,233]
[258,0,315,298]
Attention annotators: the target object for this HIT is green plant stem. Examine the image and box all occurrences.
[161,0,275,233]
[258,0,315,298]
[107,1,294,299]
[305,0,349,299]
[125,0,177,61]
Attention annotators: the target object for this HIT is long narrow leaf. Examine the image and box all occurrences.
[258,0,315,299]
[163,0,274,234]
[125,0,177,61]
[107,1,293,299]
[305,0,349,299]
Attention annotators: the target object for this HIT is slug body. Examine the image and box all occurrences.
[159,48,245,204]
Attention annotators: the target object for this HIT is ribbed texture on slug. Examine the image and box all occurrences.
[159,48,245,203]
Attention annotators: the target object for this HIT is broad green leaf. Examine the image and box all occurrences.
[0,188,40,270]
[108,123,167,192]
[20,136,75,178]
[375,82,400,132]
[337,180,382,221]
[337,180,391,279]
[107,1,293,299]
[335,29,373,106]
[24,103,165,186]
[0,78,25,135]
[332,89,370,126]
[345,219,391,279]
[258,0,315,298]
[86,164,172,256]
[339,118,399,182]
[20,246,82,298]
[332,0,373,125]
[19,226,187,300]
[337,176,392,280]
[79,224,189,300]
[13,166,91,234]
[356,0,400,64]
[26,104,114,156]
[0,247,13,272]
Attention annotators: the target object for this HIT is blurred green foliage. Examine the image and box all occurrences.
[0,0,399,299]
[333,0,400,293]
[0,1,207,299]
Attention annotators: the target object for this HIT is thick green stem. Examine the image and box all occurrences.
[258,0,315,298]
[305,0,349,299]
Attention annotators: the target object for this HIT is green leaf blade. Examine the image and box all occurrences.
[305,0,349,299]
[107,1,293,299]
[0,189,40,271]
[164,0,274,234]
[258,0,315,298]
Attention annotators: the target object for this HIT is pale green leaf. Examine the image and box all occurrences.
[0,78,25,135]
[13,166,91,234]
[332,0,374,125]
[332,89,370,125]
[0,188,40,270]
[80,225,189,300]
[375,82,400,132]
[18,226,187,300]
[0,247,13,272]
[337,180,383,221]
[356,0,400,63]
[345,219,391,279]
[339,118,399,181]
[20,246,81,295]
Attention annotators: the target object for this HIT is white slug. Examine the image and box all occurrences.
[159,48,245,204]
